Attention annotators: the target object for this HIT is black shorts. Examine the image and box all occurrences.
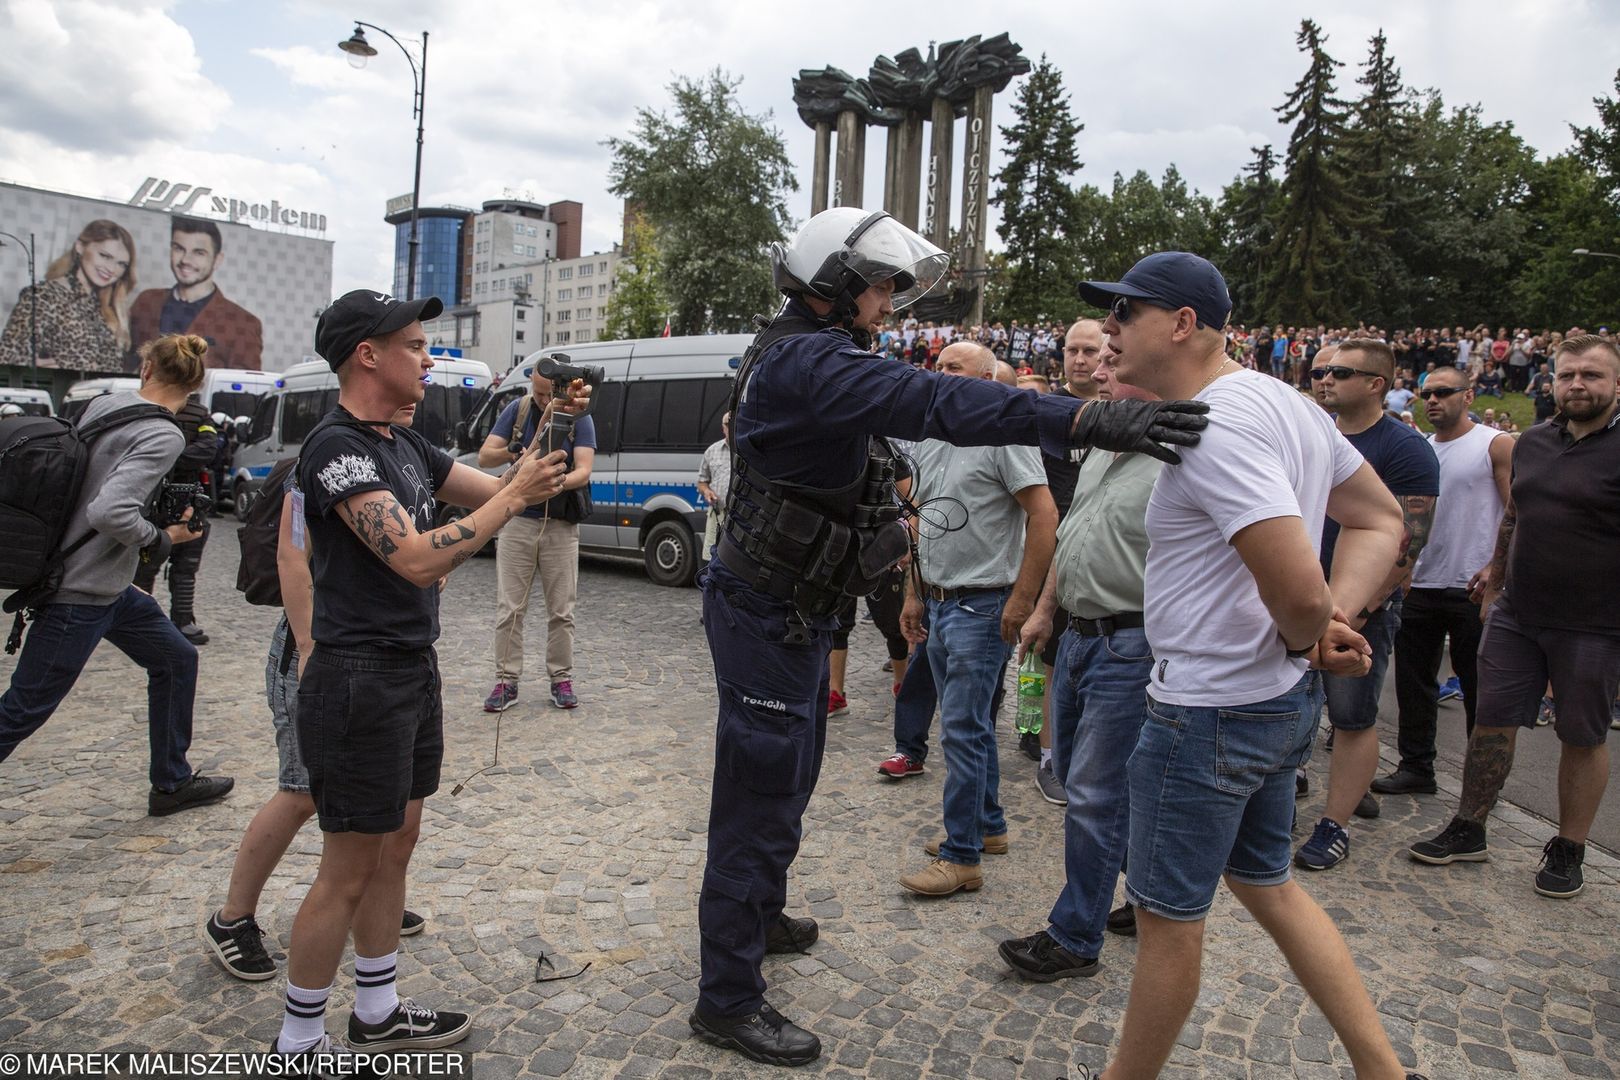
[296,644,443,833]
[1040,607,1072,668]
[1477,600,1620,748]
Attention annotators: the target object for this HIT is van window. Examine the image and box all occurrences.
[620,377,732,452]
[247,394,276,443]
[470,386,526,449]
[208,391,261,419]
[590,381,624,455]
[280,391,327,445]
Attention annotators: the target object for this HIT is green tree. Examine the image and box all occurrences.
[606,70,796,335]
[991,56,1084,322]
[1267,19,1372,323]
[1512,153,1620,328]
[1068,167,1223,295]
[601,213,667,340]
[1570,67,1620,208]
[1341,29,1420,324]
[1219,145,1282,324]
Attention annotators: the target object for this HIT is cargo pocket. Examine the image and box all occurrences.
[698,864,757,949]
[718,685,811,796]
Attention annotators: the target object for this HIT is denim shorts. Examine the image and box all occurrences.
[265,617,308,793]
[1125,676,1318,920]
[296,643,443,834]
[1321,596,1401,731]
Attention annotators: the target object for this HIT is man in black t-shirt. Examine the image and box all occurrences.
[271,290,576,1061]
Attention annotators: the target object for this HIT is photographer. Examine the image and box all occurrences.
[478,363,596,712]
[132,394,218,645]
[0,333,234,816]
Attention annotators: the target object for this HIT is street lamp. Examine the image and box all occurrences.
[1572,248,1620,260]
[0,230,37,372]
[339,21,428,301]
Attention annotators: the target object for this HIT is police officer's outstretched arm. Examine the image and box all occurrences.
[1068,397,1209,464]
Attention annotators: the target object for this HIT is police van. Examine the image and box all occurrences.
[0,387,55,416]
[230,355,493,518]
[60,377,142,421]
[198,368,279,421]
[453,334,747,587]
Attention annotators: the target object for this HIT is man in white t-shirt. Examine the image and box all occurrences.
[1078,254,1423,1080]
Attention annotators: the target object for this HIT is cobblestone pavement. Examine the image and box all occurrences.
[2,536,1619,1079]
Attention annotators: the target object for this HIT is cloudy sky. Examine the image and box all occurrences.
[3,0,1615,296]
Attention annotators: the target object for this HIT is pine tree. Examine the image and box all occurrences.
[991,57,1084,323]
[1221,145,1281,324]
[1266,19,1372,323]
[1341,29,1419,324]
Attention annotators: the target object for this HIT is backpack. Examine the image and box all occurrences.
[234,457,300,607]
[1,404,180,651]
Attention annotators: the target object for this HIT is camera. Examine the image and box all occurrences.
[538,353,604,401]
[152,481,212,533]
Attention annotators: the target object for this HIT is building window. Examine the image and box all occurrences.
[526,245,536,257]
[599,261,608,273]
[598,284,608,297]
[577,307,591,320]
[557,331,571,343]
[557,267,572,280]
[515,330,525,342]
[516,307,526,321]
[558,288,571,301]
[576,329,592,343]
[578,263,593,277]
[557,310,571,322]
[512,243,524,254]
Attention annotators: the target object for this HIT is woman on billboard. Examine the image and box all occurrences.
[0,219,137,372]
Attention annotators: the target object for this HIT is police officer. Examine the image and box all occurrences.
[133,393,217,644]
[689,207,1209,1066]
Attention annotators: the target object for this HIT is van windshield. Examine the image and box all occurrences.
[209,391,261,418]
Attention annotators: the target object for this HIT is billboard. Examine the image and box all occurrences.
[0,180,334,375]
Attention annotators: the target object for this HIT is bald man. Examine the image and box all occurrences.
[898,339,1059,896]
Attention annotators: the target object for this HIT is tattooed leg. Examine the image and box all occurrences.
[1457,727,1518,825]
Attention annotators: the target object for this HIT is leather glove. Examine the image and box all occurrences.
[1070,399,1210,464]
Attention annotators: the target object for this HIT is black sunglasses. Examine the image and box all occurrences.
[1110,294,1210,330]
[1309,365,1383,381]
[1418,386,1465,400]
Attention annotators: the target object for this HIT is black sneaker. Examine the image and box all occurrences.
[1354,792,1381,819]
[148,773,234,816]
[202,910,276,980]
[1534,836,1585,898]
[689,1002,821,1066]
[400,909,426,937]
[1409,817,1488,865]
[1018,730,1041,762]
[1370,769,1437,795]
[764,914,818,954]
[270,1035,392,1079]
[997,929,1099,982]
[347,999,471,1051]
[177,622,209,646]
[1105,902,1137,937]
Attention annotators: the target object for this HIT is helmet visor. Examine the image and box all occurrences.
[844,216,950,311]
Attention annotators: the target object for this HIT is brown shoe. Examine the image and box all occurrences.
[925,832,1007,857]
[900,858,984,896]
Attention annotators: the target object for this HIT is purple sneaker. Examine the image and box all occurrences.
[550,680,578,709]
[483,681,518,713]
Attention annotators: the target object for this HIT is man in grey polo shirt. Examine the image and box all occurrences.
[898,341,1058,897]
[999,345,1161,979]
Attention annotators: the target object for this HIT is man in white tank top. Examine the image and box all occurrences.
[1375,367,1513,795]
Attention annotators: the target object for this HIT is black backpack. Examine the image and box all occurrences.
[234,457,299,606]
[1,404,179,651]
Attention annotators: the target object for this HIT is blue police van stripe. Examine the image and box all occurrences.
[589,480,710,509]
[248,464,275,479]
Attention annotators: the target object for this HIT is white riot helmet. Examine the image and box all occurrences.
[771,208,949,313]
[0,403,23,418]
[210,411,229,427]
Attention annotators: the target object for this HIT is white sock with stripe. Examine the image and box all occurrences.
[353,950,399,1025]
[276,980,331,1053]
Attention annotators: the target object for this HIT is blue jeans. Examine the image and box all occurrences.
[1321,596,1402,730]
[894,607,1011,764]
[925,589,1011,866]
[1125,676,1318,920]
[1046,626,1153,960]
[0,586,198,790]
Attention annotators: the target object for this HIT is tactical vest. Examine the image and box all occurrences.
[717,312,910,617]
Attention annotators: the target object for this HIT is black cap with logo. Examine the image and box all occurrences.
[315,290,444,371]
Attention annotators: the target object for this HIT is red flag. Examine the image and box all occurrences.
[660,320,671,338]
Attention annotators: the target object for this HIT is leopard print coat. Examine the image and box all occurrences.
[0,276,126,373]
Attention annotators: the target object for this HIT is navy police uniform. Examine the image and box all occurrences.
[696,300,1091,1018]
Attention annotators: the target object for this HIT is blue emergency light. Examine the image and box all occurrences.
[462,377,477,386]
[230,382,243,390]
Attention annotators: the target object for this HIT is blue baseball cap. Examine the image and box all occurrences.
[1078,251,1232,330]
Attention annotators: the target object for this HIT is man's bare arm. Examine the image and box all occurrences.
[1003,484,1058,644]
[276,489,315,654]
[1323,462,1405,625]
[1367,494,1436,605]
[1232,515,1334,651]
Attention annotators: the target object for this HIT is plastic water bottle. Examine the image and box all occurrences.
[1016,651,1045,735]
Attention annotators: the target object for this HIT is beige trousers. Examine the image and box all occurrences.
[493,515,579,684]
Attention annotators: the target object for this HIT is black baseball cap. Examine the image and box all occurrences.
[1078,251,1232,331]
[315,289,444,370]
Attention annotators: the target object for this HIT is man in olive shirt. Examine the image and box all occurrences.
[998,348,1161,980]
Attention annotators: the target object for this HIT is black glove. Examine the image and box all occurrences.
[1070,399,1210,464]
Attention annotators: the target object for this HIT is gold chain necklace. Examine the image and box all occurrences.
[1194,358,1233,397]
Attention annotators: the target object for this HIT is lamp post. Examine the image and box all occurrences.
[0,230,37,373]
[340,21,428,301]
[1571,248,1620,260]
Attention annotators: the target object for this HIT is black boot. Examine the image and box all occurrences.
[764,914,818,954]
[689,1002,820,1066]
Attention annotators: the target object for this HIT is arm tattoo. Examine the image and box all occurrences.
[450,549,474,568]
[1458,730,1515,824]
[341,495,410,563]
[1394,495,1437,570]
[1487,501,1516,585]
[430,520,477,550]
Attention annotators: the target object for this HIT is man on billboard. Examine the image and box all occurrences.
[129,217,263,370]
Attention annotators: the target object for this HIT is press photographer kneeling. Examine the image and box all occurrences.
[0,332,234,816]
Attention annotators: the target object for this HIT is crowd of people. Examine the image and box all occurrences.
[4,206,1619,1079]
